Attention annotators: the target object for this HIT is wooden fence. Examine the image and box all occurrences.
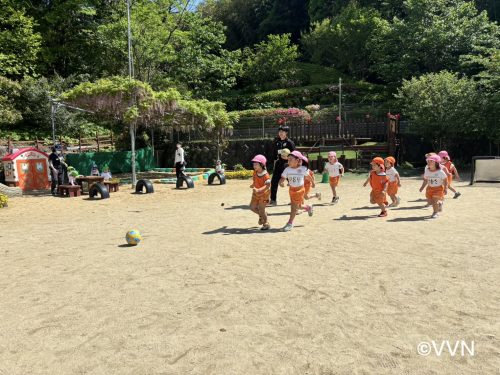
[0,132,115,155]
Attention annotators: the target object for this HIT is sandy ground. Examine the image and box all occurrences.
[0,175,499,375]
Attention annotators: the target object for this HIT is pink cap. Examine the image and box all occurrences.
[302,155,309,163]
[438,151,449,159]
[328,151,337,158]
[426,154,441,163]
[290,150,304,160]
[251,154,267,165]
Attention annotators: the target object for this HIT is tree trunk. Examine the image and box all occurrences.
[130,123,137,188]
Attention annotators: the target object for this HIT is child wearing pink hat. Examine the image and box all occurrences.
[279,150,314,231]
[250,155,271,230]
[420,154,448,219]
[323,151,344,204]
[438,151,461,199]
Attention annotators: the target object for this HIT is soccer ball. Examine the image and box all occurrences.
[125,229,142,246]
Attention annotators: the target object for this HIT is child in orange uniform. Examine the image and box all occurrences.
[250,155,271,230]
[302,156,321,203]
[384,156,401,207]
[420,154,448,219]
[279,151,313,231]
[438,151,461,199]
[324,151,344,204]
[363,157,389,217]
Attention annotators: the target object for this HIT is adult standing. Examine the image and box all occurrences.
[48,147,63,195]
[173,142,185,179]
[270,126,295,205]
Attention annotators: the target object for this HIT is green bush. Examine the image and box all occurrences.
[0,193,8,208]
[225,170,253,179]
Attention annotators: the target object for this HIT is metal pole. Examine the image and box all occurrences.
[126,0,133,79]
[126,0,137,187]
[51,101,56,146]
[338,78,342,138]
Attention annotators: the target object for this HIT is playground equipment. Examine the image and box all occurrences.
[470,156,500,184]
[135,179,154,194]
[208,172,226,185]
[177,173,194,189]
[1,147,50,191]
[89,183,110,199]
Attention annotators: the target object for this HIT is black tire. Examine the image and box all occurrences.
[89,183,110,199]
[208,173,226,185]
[176,175,194,189]
[136,179,154,194]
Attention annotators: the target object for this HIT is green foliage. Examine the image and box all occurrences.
[302,3,385,79]
[242,34,299,89]
[395,71,482,141]
[0,192,8,208]
[97,1,241,98]
[26,0,114,78]
[61,76,181,126]
[224,170,253,179]
[233,163,245,171]
[199,0,274,50]
[370,0,500,84]
[256,0,309,43]
[224,82,387,110]
[0,0,41,79]
[0,76,21,125]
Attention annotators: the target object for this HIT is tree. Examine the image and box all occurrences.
[97,1,240,97]
[395,71,482,145]
[62,77,181,185]
[161,13,242,99]
[0,76,21,126]
[370,0,500,84]
[462,47,500,143]
[0,0,41,79]
[24,0,115,78]
[198,0,274,50]
[242,34,299,89]
[302,3,385,79]
[257,0,309,43]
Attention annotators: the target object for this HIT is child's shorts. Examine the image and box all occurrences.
[289,186,305,205]
[251,191,270,206]
[387,181,398,195]
[426,186,444,200]
[329,176,340,187]
[370,190,387,205]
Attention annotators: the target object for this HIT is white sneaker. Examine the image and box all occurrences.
[283,223,293,232]
[430,212,439,219]
[316,192,322,201]
[396,197,401,207]
[307,204,314,217]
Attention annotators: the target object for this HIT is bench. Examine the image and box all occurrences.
[103,181,119,192]
[58,184,81,197]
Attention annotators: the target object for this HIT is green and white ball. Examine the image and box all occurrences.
[125,229,142,246]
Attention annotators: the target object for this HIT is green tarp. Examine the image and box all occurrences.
[66,148,154,175]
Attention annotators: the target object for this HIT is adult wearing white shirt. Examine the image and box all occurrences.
[174,142,185,179]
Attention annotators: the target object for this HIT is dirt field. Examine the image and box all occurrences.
[1,175,499,375]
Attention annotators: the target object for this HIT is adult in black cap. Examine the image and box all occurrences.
[48,146,66,195]
[270,125,295,205]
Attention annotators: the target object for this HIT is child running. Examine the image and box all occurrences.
[419,154,448,219]
[279,150,313,232]
[363,157,389,217]
[438,150,461,199]
[249,154,271,230]
[324,151,344,204]
[302,156,321,203]
[384,156,401,207]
